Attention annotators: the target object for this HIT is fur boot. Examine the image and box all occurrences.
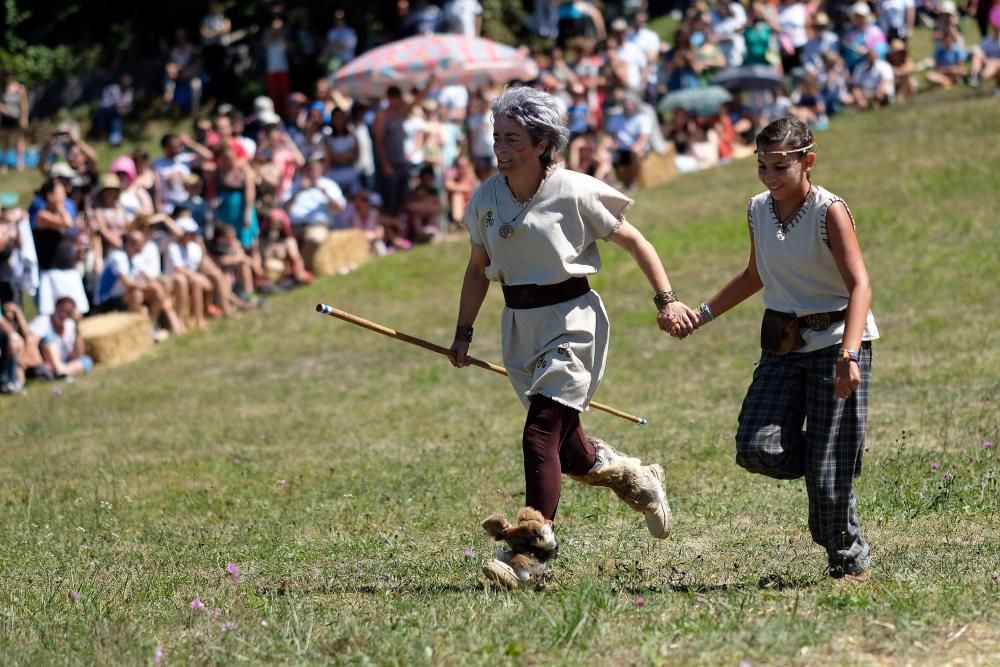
[569,437,673,539]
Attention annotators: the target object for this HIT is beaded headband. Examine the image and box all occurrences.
[757,143,816,159]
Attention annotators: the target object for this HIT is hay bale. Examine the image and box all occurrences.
[311,229,371,277]
[78,312,152,367]
[638,146,679,189]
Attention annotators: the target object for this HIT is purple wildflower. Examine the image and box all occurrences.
[983,441,993,449]
[190,597,204,612]
[214,608,223,618]
[943,472,954,482]
[154,646,164,664]
[634,597,647,607]
[277,479,286,489]
[68,590,79,602]
[226,563,241,585]
[463,549,475,561]
[930,461,940,470]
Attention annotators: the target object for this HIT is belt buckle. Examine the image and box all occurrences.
[804,313,831,331]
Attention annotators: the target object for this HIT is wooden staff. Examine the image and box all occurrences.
[316,303,647,425]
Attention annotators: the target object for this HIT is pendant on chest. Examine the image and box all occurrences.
[498,223,514,239]
[776,229,785,241]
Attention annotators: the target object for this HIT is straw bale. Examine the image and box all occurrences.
[638,145,679,189]
[78,312,152,367]
[311,229,371,277]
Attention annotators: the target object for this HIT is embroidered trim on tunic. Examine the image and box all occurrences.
[817,197,854,249]
[768,187,816,239]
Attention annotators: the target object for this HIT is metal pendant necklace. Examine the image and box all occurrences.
[770,185,812,241]
[492,169,550,239]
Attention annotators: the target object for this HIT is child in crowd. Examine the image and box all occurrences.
[404,164,445,242]
[691,117,880,583]
[926,23,968,89]
[442,154,479,230]
[28,296,92,379]
[790,71,829,129]
[887,39,918,102]
[163,214,214,330]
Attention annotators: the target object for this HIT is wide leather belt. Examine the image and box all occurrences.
[501,277,591,309]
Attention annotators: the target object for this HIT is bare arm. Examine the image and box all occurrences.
[608,219,697,335]
[826,201,872,399]
[36,207,74,232]
[448,243,491,367]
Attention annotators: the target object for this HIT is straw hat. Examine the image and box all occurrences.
[97,173,122,192]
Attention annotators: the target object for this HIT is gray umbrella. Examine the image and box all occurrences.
[657,86,733,117]
[713,65,785,92]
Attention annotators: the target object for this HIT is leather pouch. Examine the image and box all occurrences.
[761,309,806,355]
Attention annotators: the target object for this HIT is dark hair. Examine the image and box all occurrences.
[173,205,191,217]
[54,296,75,309]
[38,178,61,199]
[386,85,402,98]
[755,117,815,155]
[160,133,178,149]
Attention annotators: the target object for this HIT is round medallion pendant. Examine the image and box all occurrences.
[776,229,785,241]
[498,224,514,239]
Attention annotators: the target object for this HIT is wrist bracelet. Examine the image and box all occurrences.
[455,324,474,343]
[838,348,860,364]
[699,302,715,323]
[653,290,678,311]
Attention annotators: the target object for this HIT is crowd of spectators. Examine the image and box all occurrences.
[1,0,997,395]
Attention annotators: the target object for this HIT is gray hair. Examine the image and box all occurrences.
[490,86,569,167]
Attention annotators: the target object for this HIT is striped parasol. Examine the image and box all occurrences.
[331,34,538,100]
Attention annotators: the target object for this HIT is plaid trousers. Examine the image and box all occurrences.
[735,342,872,574]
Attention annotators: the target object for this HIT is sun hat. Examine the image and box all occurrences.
[890,38,907,53]
[611,17,628,32]
[177,215,200,234]
[938,0,958,16]
[850,2,871,17]
[257,110,281,125]
[48,162,77,179]
[97,173,122,192]
[109,155,137,183]
[253,96,275,115]
[813,11,831,27]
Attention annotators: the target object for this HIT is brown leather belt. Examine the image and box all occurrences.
[502,277,591,309]
[796,310,846,331]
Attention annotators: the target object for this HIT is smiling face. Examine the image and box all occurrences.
[493,117,545,176]
[756,144,815,202]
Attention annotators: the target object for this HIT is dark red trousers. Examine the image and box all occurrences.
[523,394,597,520]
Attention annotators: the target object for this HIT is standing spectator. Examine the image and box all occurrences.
[322,10,358,74]
[29,296,92,379]
[402,0,444,36]
[373,83,432,216]
[286,153,347,266]
[263,16,292,118]
[847,46,896,108]
[212,143,259,251]
[403,164,444,241]
[163,29,203,115]
[200,2,233,104]
[95,73,135,147]
[33,179,89,316]
[744,4,779,67]
[443,0,483,36]
[152,133,212,212]
[0,71,30,172]
[777,0,810,73]
[629,11,662,102]
[465,93,496,181]
[325,107,360,195]
[609,18,649,92]
[351,105,376,191]
[713,0,749,67]
[877,0,916,42]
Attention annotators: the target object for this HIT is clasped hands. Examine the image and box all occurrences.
[658,301,701,339]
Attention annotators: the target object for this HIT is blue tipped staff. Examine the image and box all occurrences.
[316,303,647,425]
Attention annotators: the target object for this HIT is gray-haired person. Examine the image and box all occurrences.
[448,86,697,589]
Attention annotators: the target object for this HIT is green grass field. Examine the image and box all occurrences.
[1,88,998,665]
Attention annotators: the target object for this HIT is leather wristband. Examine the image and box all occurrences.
[455,325,474,343]
[838,348,860,365]
[653,290,678,311]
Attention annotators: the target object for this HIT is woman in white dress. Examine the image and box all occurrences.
[448,86,697,588]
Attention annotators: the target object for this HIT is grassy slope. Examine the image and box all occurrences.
[0,91,997,665]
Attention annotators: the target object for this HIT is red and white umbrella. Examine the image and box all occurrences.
[331,34,538,100]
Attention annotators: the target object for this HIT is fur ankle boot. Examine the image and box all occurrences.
[569,437,673,539]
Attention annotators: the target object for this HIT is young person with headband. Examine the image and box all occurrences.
[690,117,880,582]
[448,85,697,588]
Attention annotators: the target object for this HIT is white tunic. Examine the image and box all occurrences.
[750,184,880,354]
[464,166,632,410]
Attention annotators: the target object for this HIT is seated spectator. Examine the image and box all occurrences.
[842,3,889,72]
[91,173,130,253]
[95,73,135,147]
[789,71,829,129]
[666,108,702,173]
[112,155,155,219]
[0,201,28,308]
[403,164,444,242]
[925,23,968,90]
[259,208,312,286]
[567,130,614,183]
[799,12,839,74]
[847,46,896,109]
[28,296,92,379]
[0,301,30,393]
[662,29,702,91]
[605,90,651,190]
[341,189,395,255]
[818,51,851,115]
[286,152,347,266]
[443,154,479,228]
[153,133,213,212]
[94,230,184,339]
[968,19,1000,90]
[163,214,214,330]
[207,221,260,308]
[887,39,918,102]
[129,213,189,336]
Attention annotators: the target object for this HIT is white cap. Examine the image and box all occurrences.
[938,0,958,15]
[177,216,200,234]
[850,2,872,16]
